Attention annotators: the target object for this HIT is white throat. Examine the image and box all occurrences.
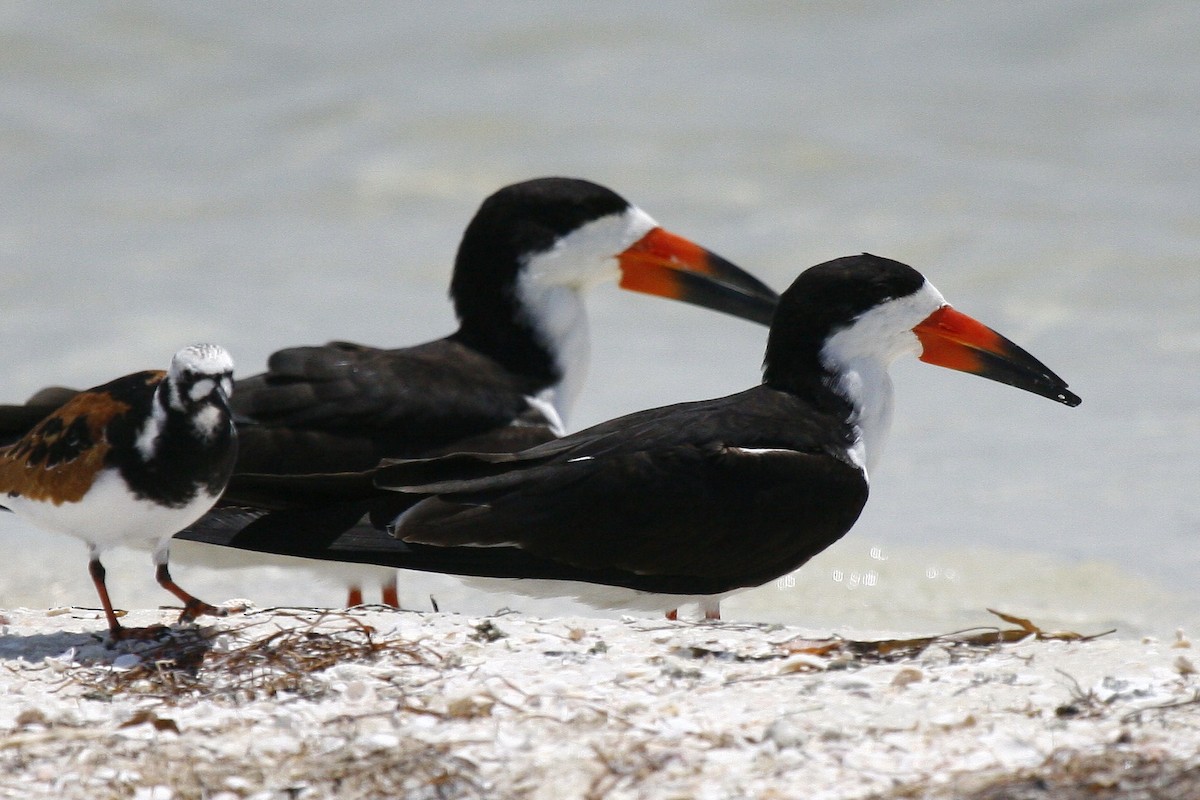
[515,206,659,426]
[820,281,946,476]
[516,285,590,424]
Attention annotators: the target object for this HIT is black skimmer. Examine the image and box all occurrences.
[1,178,777,607]
[0,345,237,641]
[175,254,1080,620]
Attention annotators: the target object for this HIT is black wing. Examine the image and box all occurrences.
[227,337,556,473]
[234,339,542,432]
[177,386,868,595]
[377,386,869,591]
[0,387,82,448]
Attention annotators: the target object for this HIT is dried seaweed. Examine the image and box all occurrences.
[0,726,494,800]
[877,751,1200,800]
[667,609,1113,681]
[67,609,438,704]
[775,608,1114,667]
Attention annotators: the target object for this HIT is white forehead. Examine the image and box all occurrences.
[822,280,947,367]
[520,205,659,289]
[170,343,235,378]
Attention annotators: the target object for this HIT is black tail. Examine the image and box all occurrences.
[218,469,381,510]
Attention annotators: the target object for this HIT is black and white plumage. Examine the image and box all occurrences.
[1,178,777,606]
[177,254,1080,619]
[0,345,237,640]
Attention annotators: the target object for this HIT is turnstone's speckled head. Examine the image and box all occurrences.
[167,344,234,410]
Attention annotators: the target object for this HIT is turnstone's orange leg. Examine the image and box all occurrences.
[155,562,229,623]
[90,557,167,642]
[346,586,365,607]
[88,557,124,636]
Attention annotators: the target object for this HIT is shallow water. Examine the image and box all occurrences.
[1,2,1197,637]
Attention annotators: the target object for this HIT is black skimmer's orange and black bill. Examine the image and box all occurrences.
[1,177,778,607]
[175,254,1079,620]
[0,345,238,642]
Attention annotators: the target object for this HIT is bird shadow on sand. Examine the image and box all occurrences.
[0,608,213,665]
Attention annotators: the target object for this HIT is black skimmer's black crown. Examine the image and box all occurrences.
[176,254,1079,620]
[0,344,238,641]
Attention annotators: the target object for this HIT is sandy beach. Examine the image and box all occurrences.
[1,604,1197,799]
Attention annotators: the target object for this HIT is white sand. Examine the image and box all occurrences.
[1,605,1198,799]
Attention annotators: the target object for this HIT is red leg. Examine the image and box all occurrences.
[155,562,228,622]
[346,586,365,607]
[381,575,400,609]
[88,557,124,637]
[90,557,168,642]
[702,598,722,621]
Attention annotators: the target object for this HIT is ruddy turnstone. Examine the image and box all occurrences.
[0,344,237,641]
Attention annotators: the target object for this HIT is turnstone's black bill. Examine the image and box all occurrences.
[0,177,778,609]
[0,345,238,641]
[177,254,1079,621]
